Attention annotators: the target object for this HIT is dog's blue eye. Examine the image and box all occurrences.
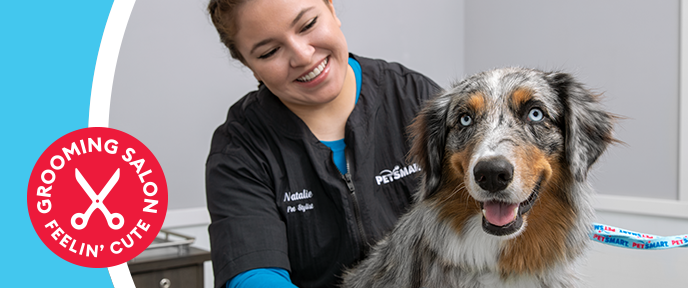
[460,114,472,126]
[528,108,544,122]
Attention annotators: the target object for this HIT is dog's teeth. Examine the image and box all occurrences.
[513,206,519,219]
[482,209,487,217]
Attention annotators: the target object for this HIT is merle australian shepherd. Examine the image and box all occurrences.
[342,68,616,288]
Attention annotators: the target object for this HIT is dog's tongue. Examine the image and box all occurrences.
[483,201,518,227]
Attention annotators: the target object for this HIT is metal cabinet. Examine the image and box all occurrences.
[128,230,211,288]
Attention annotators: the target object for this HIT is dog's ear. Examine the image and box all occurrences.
[545,72,616,182]
[408,91,452,201]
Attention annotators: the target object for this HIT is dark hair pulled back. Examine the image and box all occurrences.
[207,0,251,65]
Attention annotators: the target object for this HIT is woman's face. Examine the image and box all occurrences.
[234,0,349,108]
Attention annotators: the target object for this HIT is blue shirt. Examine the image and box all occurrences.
[320,57,361,175]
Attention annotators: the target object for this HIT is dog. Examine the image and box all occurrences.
[341,67,616,288]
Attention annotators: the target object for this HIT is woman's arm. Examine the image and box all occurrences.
[207,127,291,287]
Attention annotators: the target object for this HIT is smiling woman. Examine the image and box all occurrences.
[204,0,442,287]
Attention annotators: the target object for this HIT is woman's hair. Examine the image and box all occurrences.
[207,0,330,65]
[207,0,250,65]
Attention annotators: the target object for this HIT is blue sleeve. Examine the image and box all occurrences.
[227,268,298,288]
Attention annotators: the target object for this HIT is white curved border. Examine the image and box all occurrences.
[89,0,136,128]
[108,262,135,288]
[90,0,137,286]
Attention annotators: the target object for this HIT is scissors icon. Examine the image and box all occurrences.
[71,168,124,230]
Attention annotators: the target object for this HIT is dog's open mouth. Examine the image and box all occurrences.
[480,181,541,236]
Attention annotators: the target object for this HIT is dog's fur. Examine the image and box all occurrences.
[341,68,616,288]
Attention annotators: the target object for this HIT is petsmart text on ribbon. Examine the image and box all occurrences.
[590,223,688,250]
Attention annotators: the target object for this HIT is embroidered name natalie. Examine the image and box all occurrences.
[375,164,421,186]
[283,189,313,202]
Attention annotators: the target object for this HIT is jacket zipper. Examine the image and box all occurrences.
[342,148,368,258]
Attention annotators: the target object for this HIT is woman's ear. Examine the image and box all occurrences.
[325,0,341,27]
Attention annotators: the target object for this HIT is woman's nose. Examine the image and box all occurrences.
[288,38,315,67]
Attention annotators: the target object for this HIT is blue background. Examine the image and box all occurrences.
[2,0,116,286]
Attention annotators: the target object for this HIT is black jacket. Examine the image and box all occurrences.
[206,54,441,288]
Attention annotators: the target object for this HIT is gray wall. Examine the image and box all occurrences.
[110,0,256,210]
[337,0,464,87]
[464,0,680,200]
[110,0,465,210]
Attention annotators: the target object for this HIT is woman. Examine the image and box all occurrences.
[205,0,441,287]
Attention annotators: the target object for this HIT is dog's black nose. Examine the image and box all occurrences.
[473,157,514,192]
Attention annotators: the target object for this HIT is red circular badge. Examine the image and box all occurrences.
[27,127,168,268]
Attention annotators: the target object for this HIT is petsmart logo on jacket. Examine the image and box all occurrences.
[375,164,421,185]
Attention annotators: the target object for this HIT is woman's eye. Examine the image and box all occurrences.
[528,108,544,122]
[258,48,279,59]
[301,16,318,32]
[460,114,472,126]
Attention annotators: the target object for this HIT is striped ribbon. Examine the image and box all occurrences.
[590,223,688,250]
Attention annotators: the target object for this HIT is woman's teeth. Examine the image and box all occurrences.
[297,58,328,82]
